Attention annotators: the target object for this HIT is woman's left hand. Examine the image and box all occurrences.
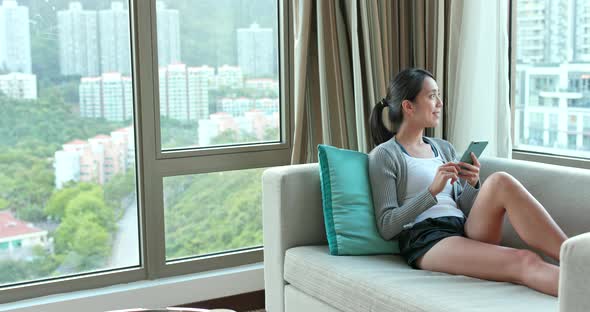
[457,152,481,187]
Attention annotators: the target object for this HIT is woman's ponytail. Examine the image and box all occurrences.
[369,99,394,147]
[369,68,435,148]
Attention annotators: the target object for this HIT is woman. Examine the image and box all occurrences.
[368,68,568,297]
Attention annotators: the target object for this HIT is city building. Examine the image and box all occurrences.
[57,2,99,76]
[198,111,279,146]
[0,72,36,99]
[245,78,279,95]
[237,23,274,77]
[54,127,134,188]
[215,65,243,89]
[99,1,131,75]
[79,72,133,121]
[0,0,31,74]
[573,0,590,62]
[0,212,49,261]
[219,97,253,116]
[516,0,568,64]
[517,0,590,64]
[159,63,212,121]
[218,96,279,116]
[515,63,590,155]
[254,97,279,114]
[155,1,180,67]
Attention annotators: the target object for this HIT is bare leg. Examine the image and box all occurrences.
[416,236,560,296]
[464,172,568,262]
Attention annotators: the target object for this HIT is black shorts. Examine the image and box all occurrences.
[398,216,467,269]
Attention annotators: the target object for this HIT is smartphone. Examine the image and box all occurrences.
[459,141,488,165]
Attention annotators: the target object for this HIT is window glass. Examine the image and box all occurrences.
[515,0,590,158]
[156,0,280,150]
[163,168,265,261]
[0,0,139,287]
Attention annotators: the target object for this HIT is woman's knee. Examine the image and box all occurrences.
[512,249,544,285]
[485,172,519,196]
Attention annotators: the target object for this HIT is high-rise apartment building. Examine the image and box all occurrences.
[515,0,590,156]
[159,64,212,121]
[517,0,590,64]
[155,1,180,67]
[237,23,274,77]
[215,65,243,89]
[573,0,590,62]
[99,1,131,75]
[0,72,36,99]
[79,73,133,121]
[0,0,31,74]
[219,97,253,117]
[517,0,568,64]
[515,63,590,152]
[254,98,279,114]
[57,2,99,76]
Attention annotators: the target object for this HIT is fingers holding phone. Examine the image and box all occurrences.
[457,152,481,187]
[429,162,461,196]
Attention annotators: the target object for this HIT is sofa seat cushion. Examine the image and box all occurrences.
[284,245,557,312]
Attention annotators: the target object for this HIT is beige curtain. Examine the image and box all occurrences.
[445,0,512,158]
[291,0,445,164]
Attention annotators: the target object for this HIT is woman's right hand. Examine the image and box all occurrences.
[428,162,461,196]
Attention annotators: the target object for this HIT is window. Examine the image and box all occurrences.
[163,168,265,260]
[513,0,590,159]
[548,114,558,147]
[0,0,290,304]
[151,0,283,269]
[0,0,140,290]
[156,0,280,150]
[568,115,578,132]
[583,135,590,150]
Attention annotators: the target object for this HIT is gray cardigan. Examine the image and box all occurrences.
[368,136,480,240]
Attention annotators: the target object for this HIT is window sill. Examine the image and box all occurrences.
[512,150,590,170]
[0,262,263,312]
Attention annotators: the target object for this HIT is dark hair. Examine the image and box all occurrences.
[369,68,434,146]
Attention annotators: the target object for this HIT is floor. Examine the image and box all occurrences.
[179,290,265,312]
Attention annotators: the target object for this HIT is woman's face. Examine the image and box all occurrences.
[404,77,443,128]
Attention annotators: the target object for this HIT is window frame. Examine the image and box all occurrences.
[509,0,590,169]
[0,0,292,303]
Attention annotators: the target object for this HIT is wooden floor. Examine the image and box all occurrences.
[177,290,265,312]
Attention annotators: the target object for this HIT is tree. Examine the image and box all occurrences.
[211,129,239,145]
[65,192,115,232]
[263,127,279,141]
[104,169,136,218]
[70,216,111,271]
[164,168,264,258]
[54,213,110,271]
[45,183,100,220]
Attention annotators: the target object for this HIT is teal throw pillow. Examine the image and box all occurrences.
[318,144,399,255]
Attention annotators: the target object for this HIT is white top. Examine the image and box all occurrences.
[402,152,465,224]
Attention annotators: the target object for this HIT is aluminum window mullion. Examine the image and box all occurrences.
[133,0,166,280]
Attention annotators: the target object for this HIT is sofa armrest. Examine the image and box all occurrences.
[262,164,327,312]
[559,232,590,312]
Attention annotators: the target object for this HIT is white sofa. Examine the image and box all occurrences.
[262,157,590,312]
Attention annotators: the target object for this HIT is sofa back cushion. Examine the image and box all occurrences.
[480,157,590,253]
[318,144,399,255]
